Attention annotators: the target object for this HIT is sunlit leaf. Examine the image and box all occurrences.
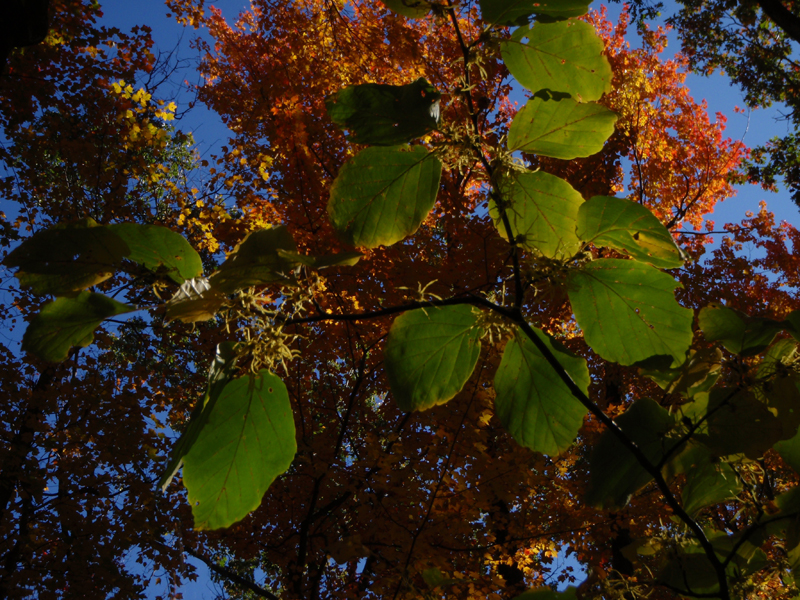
[109,223,203,284]
[4,218,129,295]
[160,342,239,490]
[567,259,693,366]
[508,95,617,159]
[182,370,297,530]
[501,20,612,101]
[577,196,685,268]
[328,145,442,248]
[384,306,482,412]
[23,291,135,362]
[586,398,677,509]
[480,0,591,25]
[326,78,441,146]
[490,171,583,258]
[494,327,588,455]
[380,0,430,18]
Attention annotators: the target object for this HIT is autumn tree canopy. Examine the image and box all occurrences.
[2,1,800,599]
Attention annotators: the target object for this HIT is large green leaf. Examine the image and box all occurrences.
[182,370,297,530]
[681,462,742,517]
[479,0,591,25]
[275,249,363,270]
[567,259,693,366]
[501,21,611,101]
[508,95,617,159]
[328,145,442,248]
[687,385,800,459]
[641,347,722,398]
[576,196,685,268]
[380,0,430,18]
[326,78,440,146]
[108,223,203,284]
[586,398,677,509]
[160,343,239,490]
[698,303,786,356]
[494,327,588,455]
[490,171,583,258]
[23,291,135,362]
[210,226,299,294]
[4,218,130,295]
[384,306,482,412]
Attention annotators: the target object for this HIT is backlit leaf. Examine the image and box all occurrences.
[380,0,430,18]
[494,327,588,455]
[577,196,685,268]
[182,370,297,530]
[384,306,482,412]
[4,218,129,295]
[567,259,693,366]
[109,223,203,284]
[165,277,227,323]
[501,20,612,101]
[508,95,617,159]
[328,145,442,248]
[490,171,583,258]
[23,291,135,362]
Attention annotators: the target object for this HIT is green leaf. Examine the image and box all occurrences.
[640,347,722,398]
[384,306,482,412]
[210,226,299,294]
[758,338,797,379]
[576,196,685,268]
[501,20,612,101]
[494,327,588,455]
[380,0,430,18]
[23,291,135,362]
[182,370,297,530]
[108,223,203,284]
[160,343,239,490]
[480,0,591,25]
[326,78,440,146]
[490,171,583,258]
[508,95,617,159]
[4,218,129,295]
[689,386,800,459]
[567,259,693,366]
[698,303,786,356]
[586,398,677,509]
[328,145,442,248]
[165,277,227,324]
[681,462,742,517]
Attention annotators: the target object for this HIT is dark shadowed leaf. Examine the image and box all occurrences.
[4,218,129,295]
[699,303,786,356]
[326,78,440,146]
